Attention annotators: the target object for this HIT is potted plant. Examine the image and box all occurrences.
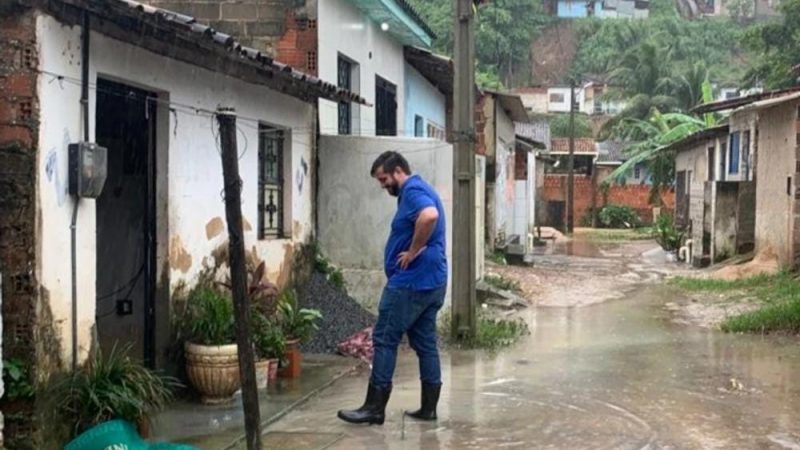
[252,312,286,387]
[48,345,179,440]
[276,290,322,378]
[182,287,240,404]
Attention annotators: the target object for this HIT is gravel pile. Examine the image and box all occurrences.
[299,272,376,354]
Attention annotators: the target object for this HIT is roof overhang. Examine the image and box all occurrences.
[668,125,730,153]
[25,0,369,105]
[516,134,546,150]
[692,86,800,114]
[347,0,434,48]
[734,91,800,114]
[404,46,453,95]
[484,90,530,123]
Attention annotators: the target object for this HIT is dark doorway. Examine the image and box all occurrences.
[375,75,397,136]
[95,78,157,367]
[547,201,566,232]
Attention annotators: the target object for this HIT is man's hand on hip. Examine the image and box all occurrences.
[398,246,427,270]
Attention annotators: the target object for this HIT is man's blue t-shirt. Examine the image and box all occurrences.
[384,175,448,291]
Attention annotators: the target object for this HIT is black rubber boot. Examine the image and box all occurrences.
[337,383,392,425]
[404,383,441,421]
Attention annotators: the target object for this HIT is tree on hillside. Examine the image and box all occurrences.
[549,113,594,138]
[408,0,551,88]
[743,0,800,89]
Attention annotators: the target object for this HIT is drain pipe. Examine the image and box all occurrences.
[71,11,90,370]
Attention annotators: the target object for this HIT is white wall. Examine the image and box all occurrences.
[318,0,406,136]
[37,14,315,364]
[494,108,516,242]
[317,136,453,310]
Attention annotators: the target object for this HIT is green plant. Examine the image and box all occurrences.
[48,345,179,438]
[277,290,323,343]
[440,309,529,350]
[314,246,347,292]
[652,213,684,252]
[484,274,522,293]
[252,312,287,360]
[488,249,507,265]
[185,288,235,346]
[2,358,35,401]
[597,204,641,229]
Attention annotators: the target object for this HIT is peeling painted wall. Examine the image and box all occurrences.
[35,13,315,366]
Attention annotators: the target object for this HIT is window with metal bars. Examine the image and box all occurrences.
[338,56,352,135]
[258,124,284,239]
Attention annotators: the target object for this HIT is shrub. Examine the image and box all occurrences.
[597,204,641,228]
[185,288,235,346]
[653,213,683,252]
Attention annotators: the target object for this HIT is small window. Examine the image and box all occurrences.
[338,56,353,135]
[729,132,740,175]
[550,93,565,103]
[258,124,285,239]
[634,164,641,179]
[376,76,397,136]
[414,115,424,137]
[426,122,445,141]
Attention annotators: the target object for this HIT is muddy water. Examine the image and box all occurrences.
[265,250,800,449]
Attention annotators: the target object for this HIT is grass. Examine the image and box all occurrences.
[581,228,655,242]
[671,271,800,334]
[484,274,522,293]
[438,309,529,350]
[669,273,775,292]
[487,250,507,265]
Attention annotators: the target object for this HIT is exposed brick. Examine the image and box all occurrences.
[221,2,258,20]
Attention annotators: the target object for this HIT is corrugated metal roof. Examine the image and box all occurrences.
[34,0,369,105]
[483,89,530,123]
[665,125,729,153]
[692,86,800,114]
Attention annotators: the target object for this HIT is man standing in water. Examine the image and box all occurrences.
[338,151,448,425]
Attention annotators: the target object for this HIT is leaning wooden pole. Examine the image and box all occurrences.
[217,107,262,450]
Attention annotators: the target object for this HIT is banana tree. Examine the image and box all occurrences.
[605,79,717,205]
[605,111,707,205]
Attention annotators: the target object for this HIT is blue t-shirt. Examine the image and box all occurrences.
[384,175,448,291]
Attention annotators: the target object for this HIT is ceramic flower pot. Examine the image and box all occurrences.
[184,342,240,404]
[278,339,302,379]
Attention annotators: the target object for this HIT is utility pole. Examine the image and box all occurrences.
[567,80,576,234]
[217,107,262,450]
[452,0,477,339]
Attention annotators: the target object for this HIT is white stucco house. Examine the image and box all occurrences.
[0,0,365,380]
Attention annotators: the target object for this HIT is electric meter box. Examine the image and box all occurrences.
[68,142,108,198]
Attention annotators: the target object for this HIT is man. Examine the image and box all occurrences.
[338,151,448,425]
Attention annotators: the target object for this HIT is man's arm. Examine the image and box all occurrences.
[398,206,439,270]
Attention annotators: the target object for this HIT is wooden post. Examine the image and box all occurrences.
[217,107,261,450]
[452,0,478,339]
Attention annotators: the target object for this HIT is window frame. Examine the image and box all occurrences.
[258,124,286,240]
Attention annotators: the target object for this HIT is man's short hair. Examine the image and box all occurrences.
[370,151,411,177]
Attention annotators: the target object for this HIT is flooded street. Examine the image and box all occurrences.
[259,238,800,449]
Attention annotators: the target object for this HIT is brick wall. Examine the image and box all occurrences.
[0,6,40,447]
[142,0,315,72]
[543,175,676,226]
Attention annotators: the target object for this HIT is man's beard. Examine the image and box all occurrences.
[386,183,400,197]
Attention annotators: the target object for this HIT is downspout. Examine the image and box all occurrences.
[71,10,90,370]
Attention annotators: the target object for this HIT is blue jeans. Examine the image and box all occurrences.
[370,285,446,389]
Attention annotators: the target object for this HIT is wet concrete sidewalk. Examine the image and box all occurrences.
[150,354,362,449]
[257,243,800,449]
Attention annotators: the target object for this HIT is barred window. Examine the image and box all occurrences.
[258,125,284,239]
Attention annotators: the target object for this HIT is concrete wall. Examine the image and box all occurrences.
[494,108,516,243]
[317,136,453,310]
[404,62,446,138]
[517,90,548,114]
[712,182,739,262]
[755,102,799,267]
[36,14,315,366]
[318,0,405,136]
